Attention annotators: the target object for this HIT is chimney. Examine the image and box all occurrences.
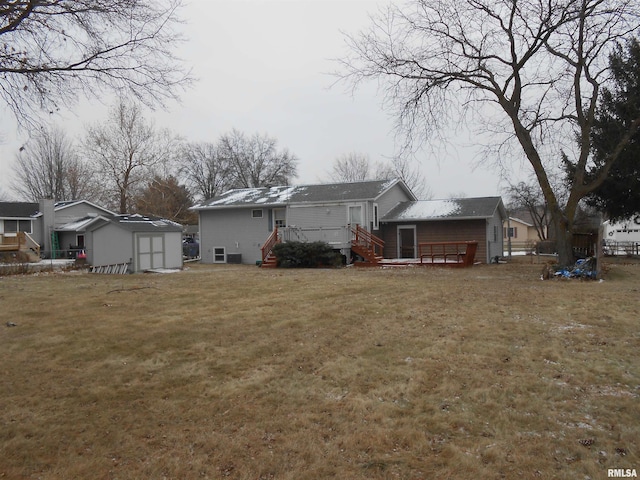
[39,198,55,256]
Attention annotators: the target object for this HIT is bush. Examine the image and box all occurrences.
[272,241,342,268]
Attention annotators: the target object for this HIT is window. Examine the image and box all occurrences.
[252,209,263,218]
[213,247,226,263]
[348,205,362,226]
[273,208,286,228]
[504,227,517,239]
[3,219,33,233]
[4,220,17,232]
[373,203,379,230]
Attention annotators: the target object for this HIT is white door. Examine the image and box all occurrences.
[348,205,362,226]
[137,234,164,271]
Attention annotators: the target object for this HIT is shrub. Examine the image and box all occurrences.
[272,241,342,268]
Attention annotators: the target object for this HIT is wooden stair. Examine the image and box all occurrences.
[260,227,280,268]
[351,225,384,265]
[261,252,278,268]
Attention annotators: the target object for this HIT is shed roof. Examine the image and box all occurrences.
[0,202,39,218]
[381,197,506,222]
[192,179,415,209]
[59,213,182,233]
[91,214,182,233]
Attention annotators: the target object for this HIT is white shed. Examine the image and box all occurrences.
[82,214,183,272]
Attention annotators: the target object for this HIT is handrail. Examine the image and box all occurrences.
[419,241,478,267]
[351,224,384,256]
[22,232,41,258]
[261,226,280,263]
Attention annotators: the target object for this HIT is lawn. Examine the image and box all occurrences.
[1,261,638,479]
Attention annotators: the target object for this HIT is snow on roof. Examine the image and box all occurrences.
[192,179,412,209]
[382,197,504,222]
[394,200,461,219]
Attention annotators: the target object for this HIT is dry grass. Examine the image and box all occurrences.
[1,261,638,479]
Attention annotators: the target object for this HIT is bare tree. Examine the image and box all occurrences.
[218,130,298,188]
[0,0,191,128]
[11,126,97,201]
[84,99,174,213]
[505,181,551,242]
[329,152,390,183]
[180,141,232,201]
[329,152,430,198]
[389,156,431,199]
[339,0,640,265]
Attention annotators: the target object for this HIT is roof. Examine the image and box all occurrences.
[381,197,506,222]
[0,202,39,218]
[509,216,535,227]
[192,179,416,209]
[85,213,183,233]
[31,199,116,217]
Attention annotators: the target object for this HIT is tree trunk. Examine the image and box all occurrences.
[552,212,575,266]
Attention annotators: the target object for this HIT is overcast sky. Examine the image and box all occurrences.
[0,0,523,201]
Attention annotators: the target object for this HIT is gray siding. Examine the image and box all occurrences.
[199,208,271,264]
[373,184,415,232]
[91,223,133,267]
[287,204,347,228]
[54,203,109,227]
[486,211,504,262]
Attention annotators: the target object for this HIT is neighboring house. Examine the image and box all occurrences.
[603,216,640,256]
[379,197,507,264]
[504,216,546,253]
[0,199,183,272]
[34,200,116,256]
[0,202,41,260]
[193,179,417,265]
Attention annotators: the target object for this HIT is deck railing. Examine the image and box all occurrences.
[261,227,280,264]
[0,232,41,258]
[351,224,384,257]
[419,241,478,267]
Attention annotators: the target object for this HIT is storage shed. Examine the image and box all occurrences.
[81,214,183,272]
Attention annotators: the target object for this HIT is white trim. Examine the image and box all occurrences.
[213,246,226,263]
[373,203,379,230]
[397,225,417,258]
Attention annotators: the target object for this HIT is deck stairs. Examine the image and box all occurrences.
[259,224,385,268]
[350,224,384,265]
[260,227,281,268]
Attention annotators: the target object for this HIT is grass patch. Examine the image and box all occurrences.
[1,262,638,479]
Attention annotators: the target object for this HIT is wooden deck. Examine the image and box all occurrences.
[0,232,41,261]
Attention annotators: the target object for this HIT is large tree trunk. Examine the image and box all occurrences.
[552,213,575,267]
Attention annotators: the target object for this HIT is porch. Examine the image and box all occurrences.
[260,225,478,268]
[0,232,41,261]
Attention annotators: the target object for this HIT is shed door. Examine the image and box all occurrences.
[138,234,165,270]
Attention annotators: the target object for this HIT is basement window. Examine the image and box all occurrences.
[252,209,263,218]
[213,247,226,263]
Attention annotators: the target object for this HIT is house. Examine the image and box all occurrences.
[192,179,417,265]
[0,199,183,272]
[0,202,41,260]
[504,214,547,254]
[379,197,507,264]
[603,216,640,256]
[194,179,507,266]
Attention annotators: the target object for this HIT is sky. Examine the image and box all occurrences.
[0,0,525,201]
